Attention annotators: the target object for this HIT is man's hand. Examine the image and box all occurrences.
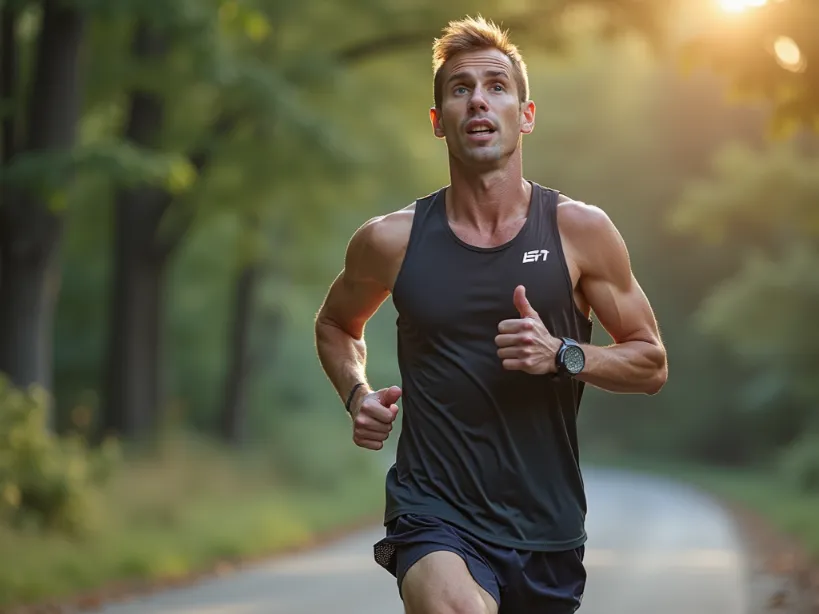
[350,385,402,450]
[495,285,562,374]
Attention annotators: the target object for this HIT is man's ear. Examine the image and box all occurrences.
[430,107,446,139]
[520,100,536,135]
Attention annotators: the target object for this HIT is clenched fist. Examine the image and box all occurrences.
[350,385,402,451]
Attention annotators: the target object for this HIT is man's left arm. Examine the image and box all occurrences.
[568,203,667,395]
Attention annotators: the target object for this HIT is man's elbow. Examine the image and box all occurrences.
[315,310,362,344]
[314,310,337,347]
[645,348,668,395]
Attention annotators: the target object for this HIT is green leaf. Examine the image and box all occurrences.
[243,11,270,43]
[47,191,69,213]
[166,158,197,194]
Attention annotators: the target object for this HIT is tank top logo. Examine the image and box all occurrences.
[522,249,549,263]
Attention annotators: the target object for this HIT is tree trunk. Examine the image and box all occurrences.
[101,187,168,438]
[0,214,61,391]
[219,261,260,444]
[0,1,84,398]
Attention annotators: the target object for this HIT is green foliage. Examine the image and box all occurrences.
[778,432,819,495]
[696,243,819,389]
[0,376,120,536]
[1,143,198,197]
[670,142,819,246]
[671,142,819,423]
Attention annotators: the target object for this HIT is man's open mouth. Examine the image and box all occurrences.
[465,120,496,135]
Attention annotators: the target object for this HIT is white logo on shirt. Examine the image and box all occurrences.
[522,249,549,263]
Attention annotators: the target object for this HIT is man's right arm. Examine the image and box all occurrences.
[314,208,411,421]
[314,217,391,412]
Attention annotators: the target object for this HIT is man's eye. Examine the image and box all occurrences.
[455,86,468,94]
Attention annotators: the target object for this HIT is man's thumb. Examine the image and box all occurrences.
[380,385,402,408]
[514,285,538,318]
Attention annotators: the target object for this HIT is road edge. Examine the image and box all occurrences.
[709,494,818,614]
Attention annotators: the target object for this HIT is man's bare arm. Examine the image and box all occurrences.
[562,202,667,395]
[315,219,389,409]
[314,208,412,412]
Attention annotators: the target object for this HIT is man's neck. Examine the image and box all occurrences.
[446,157,531,233]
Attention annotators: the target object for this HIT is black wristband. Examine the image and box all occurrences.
[345,382,366,414]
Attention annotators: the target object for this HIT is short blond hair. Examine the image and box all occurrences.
[432,15,529,109]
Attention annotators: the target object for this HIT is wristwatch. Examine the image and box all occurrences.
[555,337,585,376]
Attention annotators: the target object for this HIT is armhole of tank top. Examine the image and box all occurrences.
[546,189,593,327]
[392,192,435,303]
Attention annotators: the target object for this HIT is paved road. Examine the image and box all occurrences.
[98,466,749,614]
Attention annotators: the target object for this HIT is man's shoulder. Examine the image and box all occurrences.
[554,193,628,276]
[349,201,416,265]
[360,201,415,243]
[555,194,616,240]
[352,186,446,257]
[371,201,417,231]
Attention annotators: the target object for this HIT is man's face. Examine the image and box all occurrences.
[430,48,535,167]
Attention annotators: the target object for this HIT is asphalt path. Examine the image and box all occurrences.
[98,466,749,614]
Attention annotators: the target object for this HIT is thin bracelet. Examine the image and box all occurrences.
[345,382,366,414]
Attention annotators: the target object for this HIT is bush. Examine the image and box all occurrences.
[778,431,819,494]
[0,375,120,535]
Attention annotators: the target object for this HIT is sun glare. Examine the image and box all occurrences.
[718,0,767,12]
[773,36,806,72]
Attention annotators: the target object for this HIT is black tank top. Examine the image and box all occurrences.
[383,182,593,551]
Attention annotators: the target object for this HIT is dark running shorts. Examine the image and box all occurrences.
[373,513,587,613]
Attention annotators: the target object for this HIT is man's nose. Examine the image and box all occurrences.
[468,88,489,113]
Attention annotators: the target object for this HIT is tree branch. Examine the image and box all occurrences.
[334,5,578,66]
[335,29,437,66]
[334,1,666,67]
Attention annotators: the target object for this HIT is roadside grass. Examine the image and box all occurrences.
[0,434,386,609]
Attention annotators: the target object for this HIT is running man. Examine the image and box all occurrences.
[314,15,667,614]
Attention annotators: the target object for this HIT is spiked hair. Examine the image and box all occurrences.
[431,15,529,109]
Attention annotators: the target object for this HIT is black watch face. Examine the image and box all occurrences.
[563,346,585,375]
